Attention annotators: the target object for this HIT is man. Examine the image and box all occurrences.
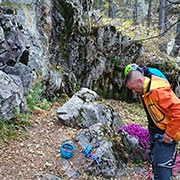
[124,70,180,180]
[124,63,168,80]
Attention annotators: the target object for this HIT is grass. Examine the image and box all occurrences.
[0,81,51,142]
[0,113,33,142]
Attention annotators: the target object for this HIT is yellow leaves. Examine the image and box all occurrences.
[117,19,134,37]
[105,99,147,128]
[101,17,113,25]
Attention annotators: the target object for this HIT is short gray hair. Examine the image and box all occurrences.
[124,70,133,86]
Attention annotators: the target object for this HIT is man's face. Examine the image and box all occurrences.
[126,79,144,95]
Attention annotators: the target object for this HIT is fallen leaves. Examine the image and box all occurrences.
[0,100,179,179]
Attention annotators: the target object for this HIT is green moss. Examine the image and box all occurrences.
[51,65,63,74]
[149,60,180,85]
[100,124,128,163]
[54,0,74,60]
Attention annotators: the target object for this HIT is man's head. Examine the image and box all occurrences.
[124,70,145,95]
[124,63,139,77]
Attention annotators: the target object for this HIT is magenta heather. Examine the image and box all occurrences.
[118,123,150,150]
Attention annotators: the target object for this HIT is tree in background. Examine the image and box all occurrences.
[133,0,139,25]
[92,0,179,56]
[147,0,152,29]
[158,0,168,31]
[170,10,180,57]
[140,0,146,26]
[108,0,116,18]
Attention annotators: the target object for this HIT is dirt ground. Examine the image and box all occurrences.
[0,101,179,180]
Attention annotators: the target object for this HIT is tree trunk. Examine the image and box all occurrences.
[133,0,139,25]
[170,11,180,57]
[159,0,165,30]
[158,0,168,31]
[147,0,152,27]
[108,0,116,18]
[164,0,168,31]
[140,0,145,26]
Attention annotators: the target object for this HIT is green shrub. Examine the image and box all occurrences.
[0,82,51,142]
[27,82,50,111]
[0,113,33,141]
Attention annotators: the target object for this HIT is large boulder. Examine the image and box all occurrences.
[77,123,128,178]
[57,87,124,131]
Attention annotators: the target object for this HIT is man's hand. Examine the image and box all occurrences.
[163,133,173,143]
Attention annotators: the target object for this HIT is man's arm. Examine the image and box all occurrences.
[152,88,180,140]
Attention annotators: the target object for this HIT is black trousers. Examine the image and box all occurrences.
[151,140,176,180]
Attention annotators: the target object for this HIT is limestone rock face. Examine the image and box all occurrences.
[0,70,27,120]
[0,0,52,119]
[0,0,179,120]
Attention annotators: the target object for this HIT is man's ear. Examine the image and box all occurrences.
[137,78,143,83]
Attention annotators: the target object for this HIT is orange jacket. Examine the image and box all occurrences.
[142,75,180,141]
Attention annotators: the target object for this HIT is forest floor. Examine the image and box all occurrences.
[0,99,179,180]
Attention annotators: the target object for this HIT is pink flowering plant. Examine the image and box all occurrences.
[117,123,150,151]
